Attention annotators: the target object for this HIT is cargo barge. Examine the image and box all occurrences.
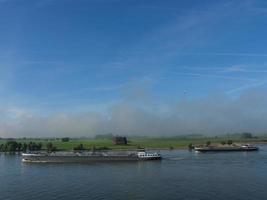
[22,151,161,163]
[194,144,259,152]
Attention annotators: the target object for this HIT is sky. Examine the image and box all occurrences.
[0,0,267,137]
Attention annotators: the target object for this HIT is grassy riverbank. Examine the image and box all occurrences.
[1,136,267,151]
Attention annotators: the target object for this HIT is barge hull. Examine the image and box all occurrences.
[195,147,259,152]
[22,155,161,163]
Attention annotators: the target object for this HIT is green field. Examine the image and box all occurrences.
[1,136,267,151]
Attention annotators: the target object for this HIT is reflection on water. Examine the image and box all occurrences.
[1,145,267,200]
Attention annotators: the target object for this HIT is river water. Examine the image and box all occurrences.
[1,145,267,200]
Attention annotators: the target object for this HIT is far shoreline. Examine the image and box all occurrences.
[1,136,267,153]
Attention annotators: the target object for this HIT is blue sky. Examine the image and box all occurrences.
[0,0,267,137]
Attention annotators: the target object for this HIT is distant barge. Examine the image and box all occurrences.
[194,144,259,152]
[22,151,161,163]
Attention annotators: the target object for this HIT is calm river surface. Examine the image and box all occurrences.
[1,145,267,200]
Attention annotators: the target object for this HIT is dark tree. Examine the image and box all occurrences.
[17,143,22,151]
[0,144,4,152]
[73,144,85,151]
[28,142,33,151]
[188,143,194,150]
[61,138,70,142]
[227,140,233,145]
[38,143,42,150]
[6,141,18,151]
[46,142,56,152]
[22,143,28,152]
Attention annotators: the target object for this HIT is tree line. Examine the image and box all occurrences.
[0,141,46,152]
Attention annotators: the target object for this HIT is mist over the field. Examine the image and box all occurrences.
[0,89,266,138]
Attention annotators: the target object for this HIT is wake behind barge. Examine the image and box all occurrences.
[22,151,161,163]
